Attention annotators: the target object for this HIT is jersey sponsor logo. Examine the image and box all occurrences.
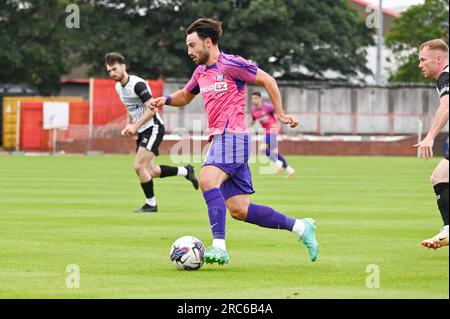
[200,81,228,94]
[437,84,449,96]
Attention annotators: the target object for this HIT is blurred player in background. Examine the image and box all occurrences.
[250,91,295,178]
[415,39,449,249]
[105,52,198,213]
[151,18,318,265]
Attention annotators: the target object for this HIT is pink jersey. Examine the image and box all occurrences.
[185,52,258,139]
[250,103,279,134]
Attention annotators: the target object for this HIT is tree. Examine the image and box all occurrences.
[385,0,449,83]
[81,0,374,81]
[0,0,82,95]
[1,0,376,92]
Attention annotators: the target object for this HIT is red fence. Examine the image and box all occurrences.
[91,79,163,124]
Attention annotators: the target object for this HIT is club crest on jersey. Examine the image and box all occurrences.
[216,74,225,81]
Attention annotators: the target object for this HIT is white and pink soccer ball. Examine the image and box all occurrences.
[169,236,205,270]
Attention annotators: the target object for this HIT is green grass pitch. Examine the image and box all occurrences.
[0,154,448,298]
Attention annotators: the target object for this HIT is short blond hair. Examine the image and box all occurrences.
[419,39,449,53]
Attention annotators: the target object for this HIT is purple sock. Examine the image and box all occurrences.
[203,188,227,239]
[277,154,288,169]
[246,203,296,230]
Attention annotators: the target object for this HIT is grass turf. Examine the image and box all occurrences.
[0,154,448,298]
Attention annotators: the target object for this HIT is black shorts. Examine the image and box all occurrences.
[136,124,165,155]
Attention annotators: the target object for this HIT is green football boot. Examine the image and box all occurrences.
[204,246,230,265]
[299,218,319,262]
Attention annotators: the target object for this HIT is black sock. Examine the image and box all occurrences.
[140,180,154,199]
[159,165,178,178]
[433,183,449,226]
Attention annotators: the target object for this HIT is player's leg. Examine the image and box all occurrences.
[146,157,199,190]
[199,165,230,265]
[266,133,295,177]
[134,146,158,212]
[143,123,198,189]
[264,133,281,174]
[225,193,318,262]
[421,159,449,249]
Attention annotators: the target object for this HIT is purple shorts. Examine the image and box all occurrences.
[202,132,255,200]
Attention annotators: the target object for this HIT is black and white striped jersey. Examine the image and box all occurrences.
[115,74,164,133]
[436,65,449,99]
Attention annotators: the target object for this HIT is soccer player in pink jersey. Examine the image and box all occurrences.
[151,18,318,265]
[250,91,295,178]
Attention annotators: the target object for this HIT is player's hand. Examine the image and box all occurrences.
[414,137,434,160]
[278,113,299,128]
[121,124,136,137]
[149,97,166,110]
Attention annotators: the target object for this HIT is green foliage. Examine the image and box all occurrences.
[0,0,81,95]
[385,0,449,83]
[81,0,374,81]
[0,0,375,94]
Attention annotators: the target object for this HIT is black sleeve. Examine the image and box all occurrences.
[134,81,152,103]
[437,72,449,98]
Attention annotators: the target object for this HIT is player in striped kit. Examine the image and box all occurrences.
[415,40,449,249]
[105,52,198,213]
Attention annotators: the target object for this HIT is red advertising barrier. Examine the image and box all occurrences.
[69,101,89,125]
[91,78,163,125]
[20,102,50,151]
[20,101,90,151]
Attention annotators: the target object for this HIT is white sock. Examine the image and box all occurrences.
[177,167,188,176]
[275,160,283,168]
[146,197,156,206]
[212,239,227,251]
[292,219,306,236]
[442,225,449,233]
[286,166,295,174]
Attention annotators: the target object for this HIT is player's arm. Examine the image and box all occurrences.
[150,88,196,109]
[426,95,449,140]
[415,95,449,159]
[253,69,298,128]
[121,112,134,136]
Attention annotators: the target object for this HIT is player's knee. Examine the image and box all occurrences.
[228,206,247,221]
[134,162,145,174]
[431,170,448,185]
[227,201,248,221]
[199,176,215,192]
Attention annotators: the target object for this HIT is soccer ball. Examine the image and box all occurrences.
[169,236,205,270]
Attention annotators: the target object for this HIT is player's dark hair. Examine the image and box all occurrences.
[251,91,262,97]
[187,18,223,44]
[105,52,126,66]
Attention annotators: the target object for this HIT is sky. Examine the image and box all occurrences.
[363,0,425,10]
